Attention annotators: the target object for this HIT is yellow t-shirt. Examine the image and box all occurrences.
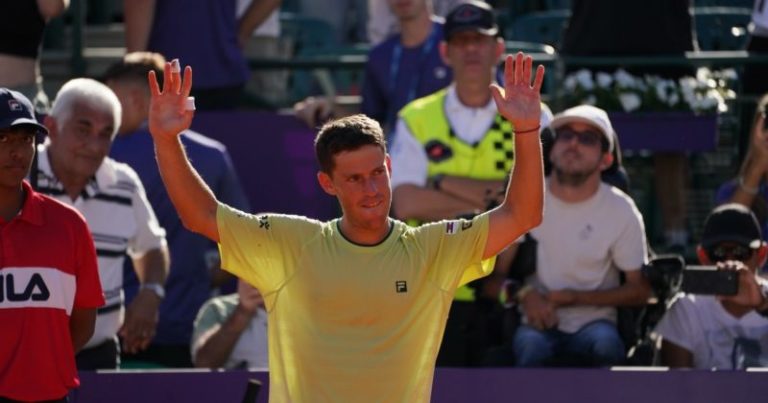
[217,203,491,403]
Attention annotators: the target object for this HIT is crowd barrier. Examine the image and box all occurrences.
[70,367,768,403]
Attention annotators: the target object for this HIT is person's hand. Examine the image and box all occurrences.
[148,59,194,141]
[547,289,577,307]
[490,52,545,133]
[520,289,558,330]
[119,289,162,354]
[717,260,764,309]
[293,96,334,128]
[236,280,264,316]
[749,113,768,171]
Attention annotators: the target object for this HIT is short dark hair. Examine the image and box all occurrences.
[314,114,386,174]
[101,51,166,88]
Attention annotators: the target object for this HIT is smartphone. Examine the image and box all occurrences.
[681,265,739,296]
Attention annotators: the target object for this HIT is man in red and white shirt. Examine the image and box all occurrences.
[0,88,104,402]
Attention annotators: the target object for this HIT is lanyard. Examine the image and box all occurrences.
[388,25,439,106]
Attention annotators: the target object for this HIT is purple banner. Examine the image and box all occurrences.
[191,111,338,220]
[610,112,719,152]
[71,368,768,403]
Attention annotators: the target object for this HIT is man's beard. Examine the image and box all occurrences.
[552,165,599,187]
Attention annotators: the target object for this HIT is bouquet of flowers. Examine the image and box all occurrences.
[560,68,737,115]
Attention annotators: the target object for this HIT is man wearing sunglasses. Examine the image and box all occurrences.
[655,203,768,369]
[512,104,651,367]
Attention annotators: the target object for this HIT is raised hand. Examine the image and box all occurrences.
[148,60,194,141]
[490,52,545,133]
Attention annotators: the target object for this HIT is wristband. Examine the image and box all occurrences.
[515,284,534,302]
[738,176,760,195]
[515,125,540,134]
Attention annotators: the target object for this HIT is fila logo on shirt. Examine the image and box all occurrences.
[395,281,408,293]
[0,273,50,302]
[0,267,76,314]
[258,215,271,230]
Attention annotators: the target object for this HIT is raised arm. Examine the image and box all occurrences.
[148,61,220,242]
[482,52,545,259]
[730,113,768,207]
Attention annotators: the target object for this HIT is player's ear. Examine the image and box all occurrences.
[317,171,337,196]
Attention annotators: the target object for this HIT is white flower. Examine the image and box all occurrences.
[618,92,642,112]
[575,69,594,90]
[564,74,578,91]
[614,69,636,88]
[596,72,613,88]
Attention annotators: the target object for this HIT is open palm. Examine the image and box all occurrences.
[491,52,545,133]
[148,61,195,140]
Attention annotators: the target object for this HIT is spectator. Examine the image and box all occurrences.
[389,0,550,366]
[362,0,453,137]
[655,204,768,369]
[294,0,452,135]
[717,93,768,242]
[146,51,544,401]
[34,78,170,370]
[104,53,251,368]
[191,280,268,369]
[0,88,104,401]
[367,0,467,45]
[561,0,697,252]
[0,0,69,113]
[123,0,273,110]
[511,105,651,367]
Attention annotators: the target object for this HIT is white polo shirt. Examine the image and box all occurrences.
[35,142,167,348]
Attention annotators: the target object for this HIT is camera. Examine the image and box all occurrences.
[643,255,739,297]
[681,265,739,296]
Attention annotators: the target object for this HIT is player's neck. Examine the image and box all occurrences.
[338,217,392,246]
[400,13,433,47]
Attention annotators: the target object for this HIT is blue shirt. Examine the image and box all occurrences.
[148,0,249,89]
[110,126,250,345]
[361,20,452,138]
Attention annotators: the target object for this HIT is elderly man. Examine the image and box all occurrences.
[35,78,169,369]
[511,104,651,367]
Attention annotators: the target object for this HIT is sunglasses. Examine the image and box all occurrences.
[706,243,753,262]
[556,129,603,147]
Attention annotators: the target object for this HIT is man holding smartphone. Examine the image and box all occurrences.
[655,203,768,369]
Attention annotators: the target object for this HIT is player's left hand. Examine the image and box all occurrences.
[490,52,544,134]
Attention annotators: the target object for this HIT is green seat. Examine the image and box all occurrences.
[506,10,571,50]
[693,6,751,51]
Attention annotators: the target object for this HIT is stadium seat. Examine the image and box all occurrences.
[693,6,752,51]
[505,10,571,50]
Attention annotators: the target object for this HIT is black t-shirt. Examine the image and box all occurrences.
[0,2,46,58]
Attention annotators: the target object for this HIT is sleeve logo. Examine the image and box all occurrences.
[445,221,459,235]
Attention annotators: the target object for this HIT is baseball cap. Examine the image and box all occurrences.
[700,203,763,250]
[444,1,499,41]
[549,105,614,153]
[0,88,48,134]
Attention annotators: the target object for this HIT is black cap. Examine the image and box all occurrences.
[700,203,763,249]
[0,88,48,134]
[444,1,499,41]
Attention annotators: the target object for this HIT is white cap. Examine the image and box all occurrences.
[549,104,614,152]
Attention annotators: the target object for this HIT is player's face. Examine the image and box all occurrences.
[0,127,36,189]
[549,122,608,179]
[321,144,392,229]
[46,101,116,182]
